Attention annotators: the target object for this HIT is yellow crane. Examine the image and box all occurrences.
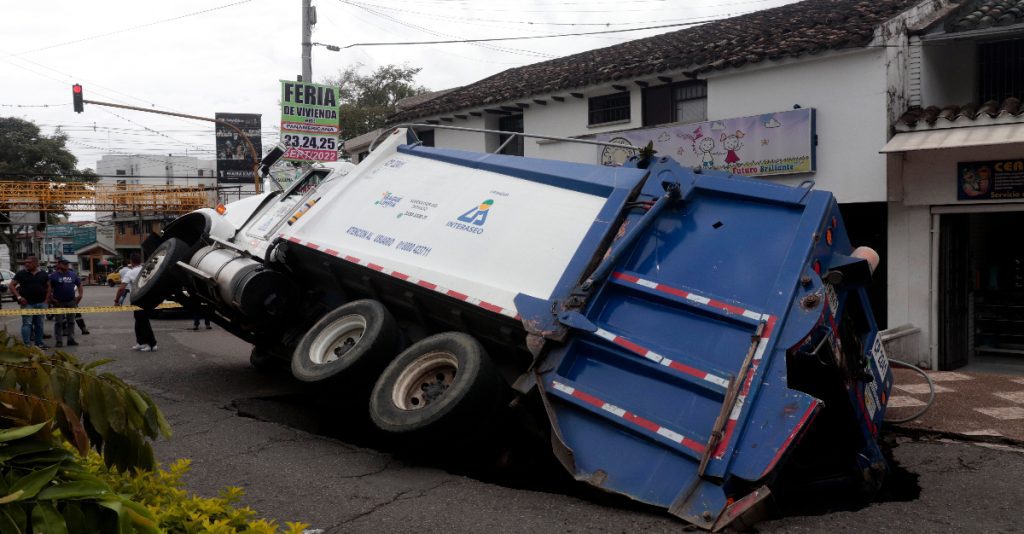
[0,180,213,213]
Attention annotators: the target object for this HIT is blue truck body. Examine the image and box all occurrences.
[157,129,893,531]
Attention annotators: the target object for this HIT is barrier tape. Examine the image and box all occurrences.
[0,302,183,317]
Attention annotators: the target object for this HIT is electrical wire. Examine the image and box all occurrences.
[338,0,555,58]
[3,0,255,58]
[317,16,753,49]
[883,359,935,424]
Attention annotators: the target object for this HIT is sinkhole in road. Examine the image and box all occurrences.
[233,391,921,520]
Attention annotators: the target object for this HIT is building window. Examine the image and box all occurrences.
[117,222,125,234]
[197,170,205,177]
[588,91,631,125]
[116,170,126,176]
[978,40,1024,103]
[498,114,524,156]
[642,81,707,126]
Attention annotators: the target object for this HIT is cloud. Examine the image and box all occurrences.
[764,118,782,128]
[710,121,727,131]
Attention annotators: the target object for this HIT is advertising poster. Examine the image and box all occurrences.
[215,113,262,183]
[957,159,1024,200]
[280,80,342,162]
[596,108,816,177]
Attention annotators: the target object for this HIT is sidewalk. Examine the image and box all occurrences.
[887,368,1024,443]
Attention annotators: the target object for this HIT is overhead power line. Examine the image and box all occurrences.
[4,0,254,58]
[315,17,747,50]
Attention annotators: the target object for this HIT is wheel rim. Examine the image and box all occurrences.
[391,351,458,411]
[308,314,366,365]
[137,250,167,289]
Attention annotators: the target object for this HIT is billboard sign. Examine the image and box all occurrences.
[280,80,341,162]
[596,108,816,177]
[958,159,1024,200]
[215,113,262,183]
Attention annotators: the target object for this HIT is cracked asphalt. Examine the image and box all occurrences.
[3,286,1022,533]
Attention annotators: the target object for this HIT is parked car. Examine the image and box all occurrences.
[106,271,121,286]
[0,269,15,302]
[130,127,891,530]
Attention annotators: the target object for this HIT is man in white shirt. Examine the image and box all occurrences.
[115,253,157,352]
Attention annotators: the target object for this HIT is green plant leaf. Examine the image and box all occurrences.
[96,499,132,534]
[3,463,59,501]
[101,384,126,435]
[0,421,49,443]
[30,502,68,534]
[0,506,25,534]
[37,480,112,500]
[0,442,53,462]
[55,403,89,456]
[82,378,108,436]
[82,359,114,372]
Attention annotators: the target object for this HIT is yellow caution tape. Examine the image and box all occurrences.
[0,302,183,317]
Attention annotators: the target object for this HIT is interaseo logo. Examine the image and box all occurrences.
[446,199,493,234]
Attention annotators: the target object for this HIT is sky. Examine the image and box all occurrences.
[0,0,800,172]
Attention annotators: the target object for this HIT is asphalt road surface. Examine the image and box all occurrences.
[2,286,1021,533]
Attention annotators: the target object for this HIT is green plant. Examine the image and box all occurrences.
[86,456,309,534]
[0,332,169,531]
[0,334,311,533]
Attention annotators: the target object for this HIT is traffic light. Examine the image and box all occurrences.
[72,84,83,113]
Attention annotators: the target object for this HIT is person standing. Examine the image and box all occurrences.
[9,255,51,349]
[48,258,83,348]
[115,262,132,305]
[115,253,157,352]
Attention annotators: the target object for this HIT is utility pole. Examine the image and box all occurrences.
[301,0,315,82]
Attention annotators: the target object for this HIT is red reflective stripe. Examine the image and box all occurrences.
[717,302,747,316]
[417,280,437,290]
[762,316,777,339]
[344,255,360,263]
[715,419,738,457]
[626,412,660,433]
[657,284,689,299]
[612,272,640,283]
[667,360,709,381]
[324,248,340,256]
[287,236,302,243]
[612,336,647,356]
[367,263,384,271]
[306,243,319,250]
[479,301,503,313]
[392,271,409,280]
[447,290,469,301]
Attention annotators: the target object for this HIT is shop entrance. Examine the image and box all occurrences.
[939,211,1024,370]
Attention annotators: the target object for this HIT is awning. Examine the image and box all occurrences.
[882,123,1024,153]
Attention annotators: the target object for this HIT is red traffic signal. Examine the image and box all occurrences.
[72,84,84,113]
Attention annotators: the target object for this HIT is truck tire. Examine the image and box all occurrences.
[369,332,505,438]
[291,299,399,383]
[131,237,191,310]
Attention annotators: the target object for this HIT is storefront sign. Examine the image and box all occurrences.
[957,159,1024,200]
[596,108,815,177]
[280,80,341,163]
[215,113,262,184]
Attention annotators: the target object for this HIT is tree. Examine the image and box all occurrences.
[321,64,430,140]
[0,117,98,269]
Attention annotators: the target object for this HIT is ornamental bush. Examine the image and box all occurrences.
[0,334,308,533]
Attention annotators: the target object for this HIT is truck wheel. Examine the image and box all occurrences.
[369,332,505,438]
[131,237,191,310]
[291,299,399,383]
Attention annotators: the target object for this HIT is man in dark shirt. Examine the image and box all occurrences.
[48,258,83,348]
[9,255,51,348]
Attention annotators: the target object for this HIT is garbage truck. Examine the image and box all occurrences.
[134,125,893,530]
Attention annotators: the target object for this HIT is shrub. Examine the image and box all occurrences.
[0,334,308,533]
